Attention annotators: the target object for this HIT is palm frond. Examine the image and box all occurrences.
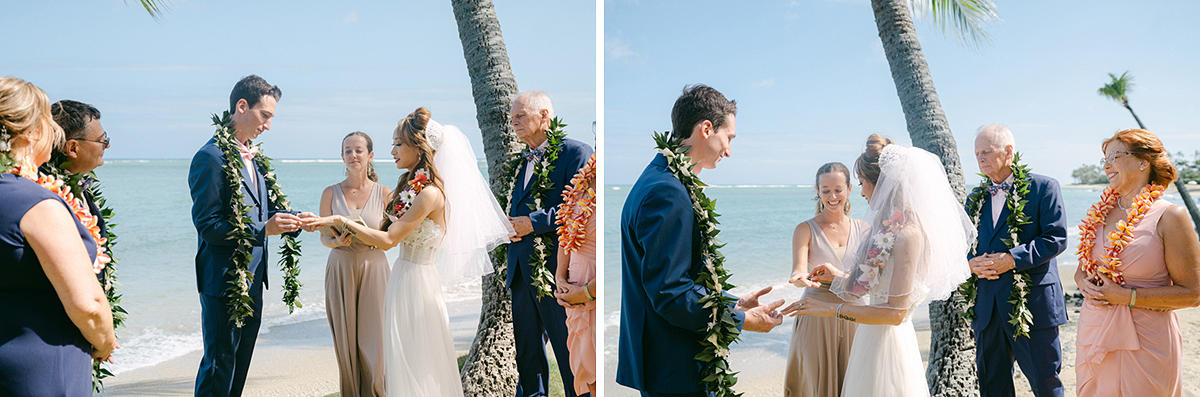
[131,0,167,19]
[911,0,1000,48]
[1098,71,1133,103]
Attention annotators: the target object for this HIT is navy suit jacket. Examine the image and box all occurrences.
[617,154,747,393]
[189,138,297,296]
[505,137,593,288]
[969,172,1069,332]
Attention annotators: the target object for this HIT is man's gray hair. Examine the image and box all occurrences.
[513,90,555,120]
[977,124,1015,149]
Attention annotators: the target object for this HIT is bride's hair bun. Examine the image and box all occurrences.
[855,134,894,185]
[408,107,431,132]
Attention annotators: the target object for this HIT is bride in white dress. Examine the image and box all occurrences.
[785,134,975,397]
[308,107,513,397]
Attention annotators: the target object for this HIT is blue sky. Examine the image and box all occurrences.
[605,0,1200,186]
[3,0,596,160]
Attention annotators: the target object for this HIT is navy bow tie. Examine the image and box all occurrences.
[523,147,547,162]
[987,182,1012,196]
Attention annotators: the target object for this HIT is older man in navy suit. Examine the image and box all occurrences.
[505,90,594,397]
[967,124,1068,397]
[618,85,785,397]
[189,75,315,397]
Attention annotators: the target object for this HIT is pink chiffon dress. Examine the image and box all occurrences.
[1076,199,1182,396]
[563,208,596,395]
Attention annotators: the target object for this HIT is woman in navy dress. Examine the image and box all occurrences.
[0,77,116,396]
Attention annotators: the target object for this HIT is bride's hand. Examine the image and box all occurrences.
[304,215,343,229]
[806,263,842,284]
[781,297,836,317]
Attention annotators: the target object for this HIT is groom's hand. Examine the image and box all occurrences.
[735,286,773,311]
[742,299,785,333]
[266,213,302,236]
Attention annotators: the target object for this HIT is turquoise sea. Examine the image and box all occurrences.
[91,159,489,374]
[601,181,1169,385]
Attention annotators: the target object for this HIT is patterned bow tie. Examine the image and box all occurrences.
[523,147,547,162]
[238,145,259,163]
[80,176,95,191]
[987,182,1012,196]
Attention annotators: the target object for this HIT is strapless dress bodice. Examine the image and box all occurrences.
[398,219,444,265]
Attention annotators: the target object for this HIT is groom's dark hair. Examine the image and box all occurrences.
[229,75,282,113]
[670,84,737,142]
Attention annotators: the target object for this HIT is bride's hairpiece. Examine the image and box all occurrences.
[425,120,445,151]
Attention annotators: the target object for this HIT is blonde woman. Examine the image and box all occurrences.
[0,77,116,395]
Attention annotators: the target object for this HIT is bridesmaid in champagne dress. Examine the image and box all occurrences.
[320,132,392,397]
[1075,130,1200,397]
[783,162,866,397]
[554,154,598,396]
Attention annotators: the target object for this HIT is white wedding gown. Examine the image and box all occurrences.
[840,319,929,397]
[383,218,463,397]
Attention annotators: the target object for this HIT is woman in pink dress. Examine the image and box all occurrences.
[554,153,597,396]
[1075,129,1200,397]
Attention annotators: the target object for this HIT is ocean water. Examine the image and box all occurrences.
[602,181,1160,374]
[91,159,489,374]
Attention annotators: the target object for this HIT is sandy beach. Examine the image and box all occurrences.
[604,268,1200,396]
[97,298,485,397]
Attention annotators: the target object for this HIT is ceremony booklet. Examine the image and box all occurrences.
[319,216,366,243]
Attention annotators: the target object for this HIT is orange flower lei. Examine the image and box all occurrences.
[556,154,596,254]
[9,157,110,273]
[1077,184,1165,286]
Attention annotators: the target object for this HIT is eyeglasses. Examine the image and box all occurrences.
[1101,150,1133,166]
[76,132,110,149]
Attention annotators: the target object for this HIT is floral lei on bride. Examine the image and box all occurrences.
[40,157,127,391]
[386,169,429,220]
[653,131,741,397]
[1078,184,1164,286]
[492,118,566,298]
[847,209,908,297]
[958,152,1034,338]
[210,112,303,328]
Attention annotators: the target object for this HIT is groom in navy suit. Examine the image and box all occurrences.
[967,124,1068,397]
[189,75,315,397]
[505,90,593,397]
[618,85,784,397]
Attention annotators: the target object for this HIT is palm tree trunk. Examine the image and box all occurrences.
[1124,105,1200,240]
[871,0,977,395]
[451,0,523,394]
[1124,103,1146,131]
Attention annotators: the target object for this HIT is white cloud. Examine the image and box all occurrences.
[343,12,358,24]
[752,79,775,88]
[605,36,639,62]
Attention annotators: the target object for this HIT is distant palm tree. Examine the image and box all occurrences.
[869,0,997,395]
[1099,71,1200,238]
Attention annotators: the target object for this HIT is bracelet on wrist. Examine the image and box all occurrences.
[1129,287,1137,308]
[583,281,595,301]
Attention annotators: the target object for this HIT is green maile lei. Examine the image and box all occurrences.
[40,158,127,392]
[491,118,566,298]
[210,112,303,328]
[958,152,1034,338]
[653,131,742,397]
